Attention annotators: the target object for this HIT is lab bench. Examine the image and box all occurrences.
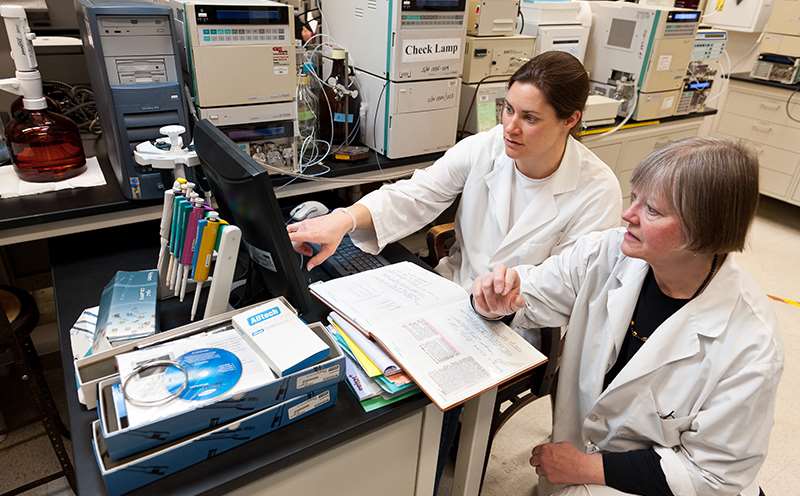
[50,221,440,496]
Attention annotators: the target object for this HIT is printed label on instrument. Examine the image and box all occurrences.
[657,55,673,71]
[401,38,462,62]
[296,364,341,389]
[661,96,675,110]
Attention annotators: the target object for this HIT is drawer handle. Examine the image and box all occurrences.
[759,103,781,111]
[752,125,773,133]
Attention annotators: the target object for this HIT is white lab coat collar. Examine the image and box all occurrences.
[600,255,739,397]
[483,136,582,255]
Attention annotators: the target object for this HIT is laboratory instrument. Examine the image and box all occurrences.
[0,4,87,182]
[324,0,467,82]
[77,0,190,200]
[356,69,462,158]
[318,48,359,147]
[520,0,591,62]
[583,1,701,120]
[676,28,726,115]
[466,0,520,37]
[583,95,624,127]
[750,53,800,85]
[462,35,536,83]
[459,80,508,134]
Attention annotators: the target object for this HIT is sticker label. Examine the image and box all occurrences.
[657,55,672,71]
[401,38,462,62]
[661,96,675,110]
[288,390,331,419]
[296,364,341,389]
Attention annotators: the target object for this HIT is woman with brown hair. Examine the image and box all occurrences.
[472,138,783,496]
[287,51,622,293]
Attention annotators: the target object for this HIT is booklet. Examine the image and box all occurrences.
[310,262,547,410]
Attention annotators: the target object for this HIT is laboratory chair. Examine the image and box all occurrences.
[0,285,76,495]
[424,225,564,490]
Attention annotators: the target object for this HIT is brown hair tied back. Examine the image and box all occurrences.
[508,51,590,137]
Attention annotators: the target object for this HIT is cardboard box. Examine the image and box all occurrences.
[93,384,338,496]
[98,321,343,460]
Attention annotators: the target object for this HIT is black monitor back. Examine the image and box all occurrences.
[193,119,319,320]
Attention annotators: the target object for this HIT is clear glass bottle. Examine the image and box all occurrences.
[5,103,87,182]
[297,74,318,142]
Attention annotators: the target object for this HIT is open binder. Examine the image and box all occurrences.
[310,262,547,410]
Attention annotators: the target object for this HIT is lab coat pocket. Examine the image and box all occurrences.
[616,388,692,448]
[648,390,693,447]
[518,241,553,265]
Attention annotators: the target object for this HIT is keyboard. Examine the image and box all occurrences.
[321,235,390,277]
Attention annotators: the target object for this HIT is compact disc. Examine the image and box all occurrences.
[165,347,242,401]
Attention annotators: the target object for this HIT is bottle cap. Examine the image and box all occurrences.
[330,48,346,60]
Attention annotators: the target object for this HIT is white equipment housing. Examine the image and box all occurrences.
[702,0,773,33]
[764,0,800,37]
[462,35,536,83]
[520,1,591,62]
[324,0,467,82]
[356,69,461,159]
[466,0,520,36]
[583,94,623,127]
[584,1,701,120]
[167,0,296,108]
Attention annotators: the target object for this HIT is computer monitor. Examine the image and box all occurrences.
[192,119,321,320]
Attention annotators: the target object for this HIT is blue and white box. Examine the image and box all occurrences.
[233,300,330,376]
[93,382,338,496]
[95,270,159,344]
[99,322,343,460]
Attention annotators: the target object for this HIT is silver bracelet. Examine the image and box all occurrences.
[121,360,189,407]
[469,294,507,321]
[333,207,357,234]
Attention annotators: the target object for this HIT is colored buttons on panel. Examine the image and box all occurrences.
[201,27,285,42]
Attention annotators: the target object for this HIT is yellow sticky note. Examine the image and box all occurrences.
[331,321,382,377]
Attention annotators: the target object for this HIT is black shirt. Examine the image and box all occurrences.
[601,268,689,496]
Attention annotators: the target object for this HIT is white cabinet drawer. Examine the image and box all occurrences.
[759,167,794,198]
[724,89,800,129]
[745,141,800,177]
[616,130,698,173]
[717,113,800,153]
[588,143,622,173]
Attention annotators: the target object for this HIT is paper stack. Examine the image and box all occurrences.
[326,312,419,412]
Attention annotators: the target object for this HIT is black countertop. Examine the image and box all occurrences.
[0,153,161,232]
[729,72,800,92]
[51,221,430,496]
[0,146,440,233]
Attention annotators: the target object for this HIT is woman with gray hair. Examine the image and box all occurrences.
[471,137,783,496]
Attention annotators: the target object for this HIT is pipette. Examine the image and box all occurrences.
[157,179,186,279]
[167,181,190,288]
[173,193,197,296]
[179,196,206,301]
[190,212,221,321]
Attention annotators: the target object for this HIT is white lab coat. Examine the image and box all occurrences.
[513,228,784,496]
[350,125,623,290]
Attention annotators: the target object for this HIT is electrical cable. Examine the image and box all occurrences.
[786,88,800,123]
[41,80,101,134]
[459,73,513,137]
[518,4,525,35]
[372,80,388,171]
[586,79,638,139]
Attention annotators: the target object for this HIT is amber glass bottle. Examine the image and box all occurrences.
[5,104,87,182]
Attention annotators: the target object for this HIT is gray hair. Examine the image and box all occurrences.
[630,137,759,254]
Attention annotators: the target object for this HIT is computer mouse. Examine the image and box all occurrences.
[289,200,330,221]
